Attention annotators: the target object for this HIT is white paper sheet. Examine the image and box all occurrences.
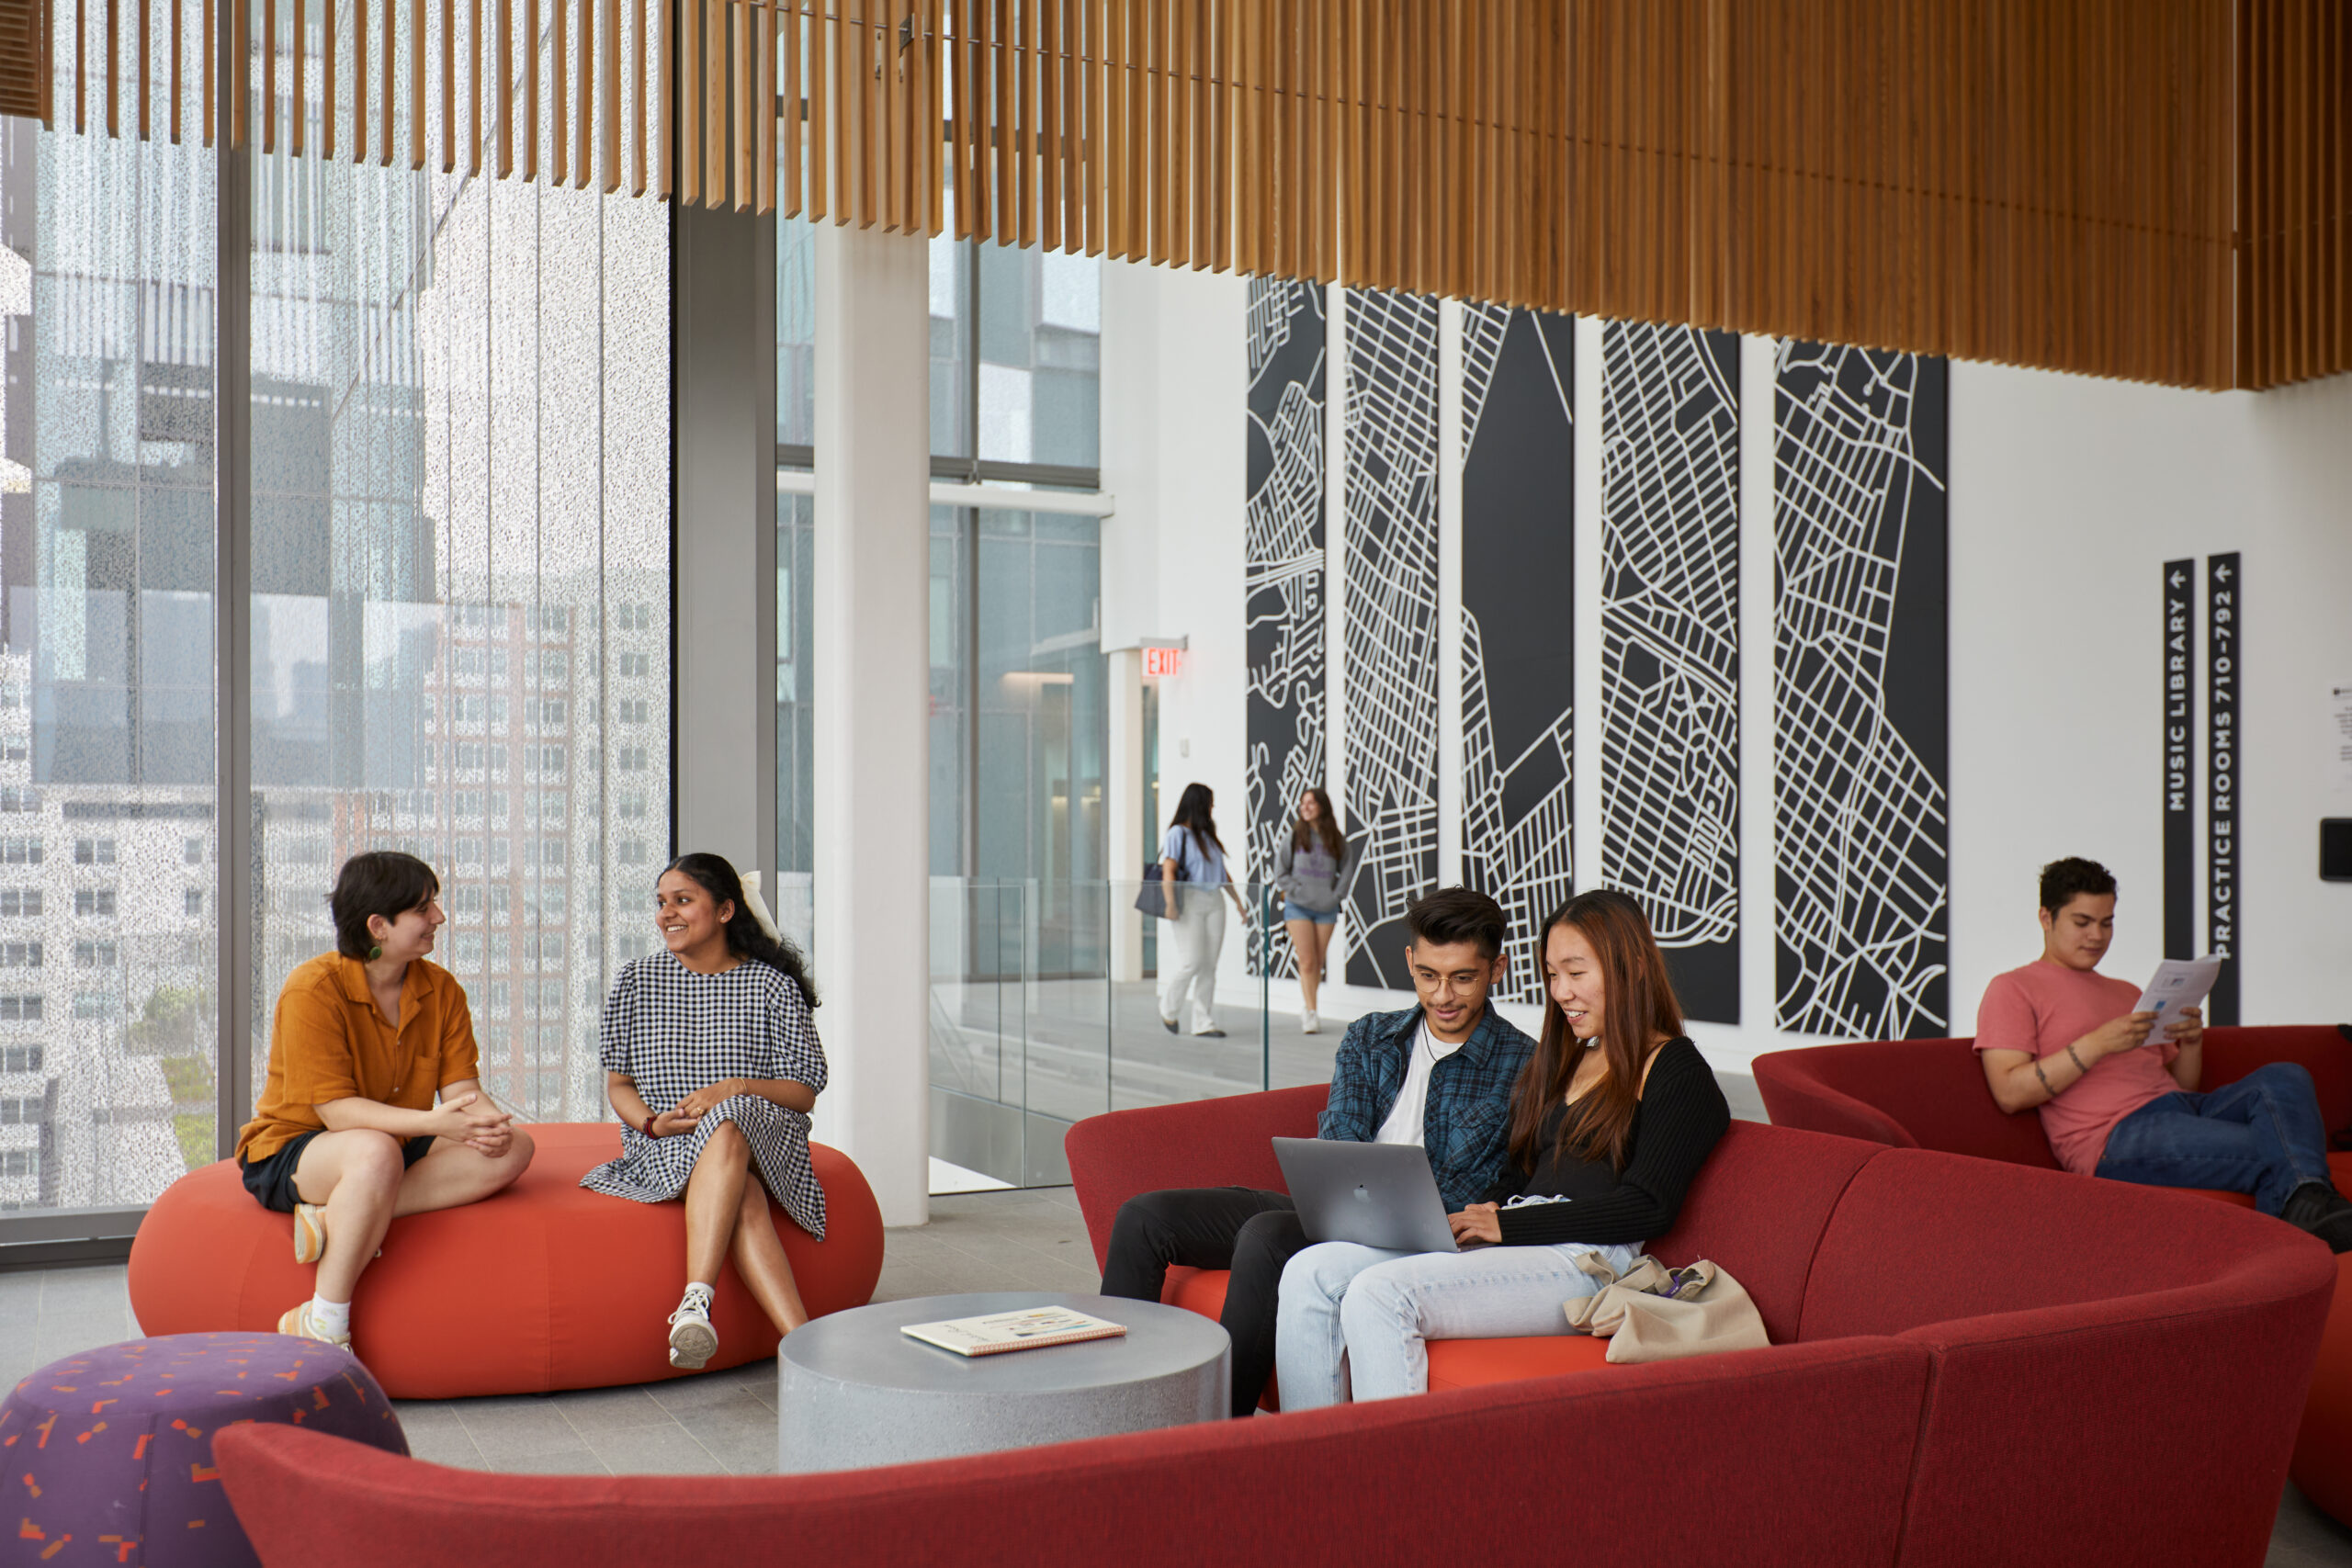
[2134,955,2223,1041]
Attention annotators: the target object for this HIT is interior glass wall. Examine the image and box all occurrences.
[1,90,220,1213]
[246,45,670,1124]
[929,506,1106,974]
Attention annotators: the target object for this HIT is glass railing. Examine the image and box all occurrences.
[929,877,1296,1190]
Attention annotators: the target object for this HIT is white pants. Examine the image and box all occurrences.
[1274,1237,1644,1408]
[1157,894,1226,1032]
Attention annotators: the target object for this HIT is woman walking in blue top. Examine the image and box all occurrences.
[1272,786,1361,1034]
[1158,784,1249,1037]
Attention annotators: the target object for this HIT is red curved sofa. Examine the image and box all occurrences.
[128,1123,885,1399]
[1752,1025,2352,1525]
[215,1094,2332,1568]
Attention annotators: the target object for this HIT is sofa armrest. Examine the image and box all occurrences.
[2200,1026,2352,1131]
[1063,1084,1329,1269]
[1885,1252,2335,1568]
[1751,1050,1921,1149]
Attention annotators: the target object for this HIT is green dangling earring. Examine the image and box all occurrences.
[368,943,383,961]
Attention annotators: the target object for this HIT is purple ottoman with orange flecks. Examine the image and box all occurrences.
[1,1332,407,1566]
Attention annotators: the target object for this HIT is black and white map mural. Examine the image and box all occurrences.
[1460,304,1576,1007]
[1773,342,1950,1039]
[1244,279,1328,980]
[1342,289,1442,989]
[1600,321,1741,1022]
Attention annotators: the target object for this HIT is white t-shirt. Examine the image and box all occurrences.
[1374,1019,1465,1146]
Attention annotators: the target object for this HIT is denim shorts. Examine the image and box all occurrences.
[240,1129,435,1213]
[1283,902,1339,926]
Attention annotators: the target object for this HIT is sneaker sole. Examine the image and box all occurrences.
[292,1205,328,1266]
[669,1318,718,1370]
[277,1306,353,1353]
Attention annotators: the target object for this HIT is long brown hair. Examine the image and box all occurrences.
[1291,787,1345,859]
[1505,889,1684,1173]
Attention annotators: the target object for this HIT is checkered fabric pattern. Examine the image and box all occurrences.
[1318,1004,1536,1210]
[579,951,831,1239]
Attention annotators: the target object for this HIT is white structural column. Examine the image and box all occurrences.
[1434,299,1465,887]
[813,225,932,1227]
[1737,334,1780,1036]
[1570,315,1606,908]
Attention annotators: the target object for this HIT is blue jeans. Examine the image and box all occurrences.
[2095,1061,2333,1216]
[1274,1237,1642,1408]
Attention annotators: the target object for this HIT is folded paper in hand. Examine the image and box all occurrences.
[1564,1252,1770,1363]
[2134,954,2223,1041]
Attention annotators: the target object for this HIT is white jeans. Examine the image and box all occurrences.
[1274,1237,1644,1409]
[1158,894,1226,1032]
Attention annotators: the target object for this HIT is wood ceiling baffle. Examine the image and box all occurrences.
[1,0,2344,388]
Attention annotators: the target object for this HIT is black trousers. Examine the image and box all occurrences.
[1098,1186,1307,1418]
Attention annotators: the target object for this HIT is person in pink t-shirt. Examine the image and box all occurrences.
[1974,857,2352,1251]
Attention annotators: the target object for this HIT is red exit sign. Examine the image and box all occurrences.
[1143,647,1184,679]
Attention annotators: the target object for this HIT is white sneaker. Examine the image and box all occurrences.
[1301,1009,1318,1034]
[277,1301,353,1353]
[667,1298,718,1370]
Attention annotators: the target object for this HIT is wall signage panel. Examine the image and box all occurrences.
[1460,304,1577,1007]
[2207,551,2241,1024]
[2162,558,2196,959]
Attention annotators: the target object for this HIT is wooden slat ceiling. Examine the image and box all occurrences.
[6,0,2346,389]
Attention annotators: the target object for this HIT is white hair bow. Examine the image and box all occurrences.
[737,870,784,944]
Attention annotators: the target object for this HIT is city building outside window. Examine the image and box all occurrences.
[0,24,669,1224]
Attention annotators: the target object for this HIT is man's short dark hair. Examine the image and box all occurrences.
[331,852,441,959]
[2039,857,2118,915]
[1404,886,1507,960]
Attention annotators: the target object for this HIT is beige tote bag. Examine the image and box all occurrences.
[1563,1252,1770,1364]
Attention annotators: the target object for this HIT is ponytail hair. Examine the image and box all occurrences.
[662,851,820,1007]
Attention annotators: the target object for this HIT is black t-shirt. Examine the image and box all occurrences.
[1477,1036,1730,1247]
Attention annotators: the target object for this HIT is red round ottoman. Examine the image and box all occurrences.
[127,1125,885,1399]
[2,1332,405,1566]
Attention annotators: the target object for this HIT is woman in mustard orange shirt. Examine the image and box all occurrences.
[234,852,536,1352]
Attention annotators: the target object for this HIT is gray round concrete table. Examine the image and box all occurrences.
[777,1291,1229,1473]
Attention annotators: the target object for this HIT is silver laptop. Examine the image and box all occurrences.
[1272,1137,1460,1254]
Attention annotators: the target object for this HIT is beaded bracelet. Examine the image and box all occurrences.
[2066,1043,2091,1075]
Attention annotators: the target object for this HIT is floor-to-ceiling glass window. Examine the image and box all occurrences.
[246,6,669,1125]
[2,50,220,1214]
[976,244,1100,475]
[775,215,814,951]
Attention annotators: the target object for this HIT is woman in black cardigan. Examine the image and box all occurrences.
[1272,888,1730,1408]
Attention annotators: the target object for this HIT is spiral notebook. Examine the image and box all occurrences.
[899,1305,1129,1357]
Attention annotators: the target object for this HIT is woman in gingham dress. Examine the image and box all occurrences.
[582,851,828,1369]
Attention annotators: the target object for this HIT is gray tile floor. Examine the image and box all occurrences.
[6,1188,2350,1563]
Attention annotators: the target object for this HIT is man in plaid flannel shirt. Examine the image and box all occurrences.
[1100,886,1534,1416]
